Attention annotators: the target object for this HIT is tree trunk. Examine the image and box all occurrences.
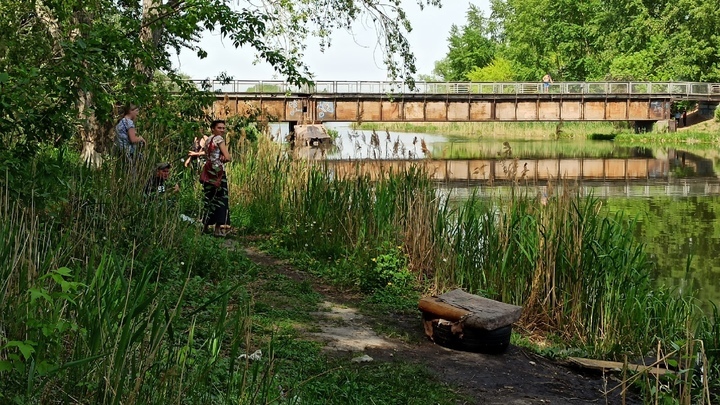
[78,89,104,168]
[137,0,165,82]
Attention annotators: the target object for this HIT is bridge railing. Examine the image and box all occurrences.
[187,80,720,97]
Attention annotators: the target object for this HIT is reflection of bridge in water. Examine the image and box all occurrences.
[442,180,720,199]
[316,149,716,183]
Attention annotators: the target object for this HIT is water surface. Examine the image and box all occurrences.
[278,122,720,306]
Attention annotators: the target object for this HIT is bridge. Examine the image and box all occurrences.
[194,80,720,124]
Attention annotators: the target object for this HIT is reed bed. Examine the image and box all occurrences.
[0,144,276,403]
[430,138,625,160]
[231,136,719,401]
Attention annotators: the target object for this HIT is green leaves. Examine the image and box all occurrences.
[434,5,498,81]
[440,0,720,82]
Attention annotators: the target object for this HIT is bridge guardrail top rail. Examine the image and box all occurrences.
[185,80,720,98]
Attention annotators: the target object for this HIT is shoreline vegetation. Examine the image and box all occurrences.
[3,131,718,403]
[352,121,720,145]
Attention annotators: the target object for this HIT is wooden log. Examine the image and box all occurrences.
[568,357,675,376]
[419,297,470,322]
[419,289,523,331]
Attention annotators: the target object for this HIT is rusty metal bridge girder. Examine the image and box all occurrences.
[198,80,720,122]
[212,95,678,122]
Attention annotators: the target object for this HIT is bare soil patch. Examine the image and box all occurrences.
[243,246,641,404]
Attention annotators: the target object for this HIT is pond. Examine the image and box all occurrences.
[274,123,720,307]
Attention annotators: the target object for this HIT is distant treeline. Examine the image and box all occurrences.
[431,1,720,83]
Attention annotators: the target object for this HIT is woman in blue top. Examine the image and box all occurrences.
[114,104,147,158]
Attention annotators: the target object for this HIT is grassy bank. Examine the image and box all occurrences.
[0,144,462,404]
[352,121,619,139]
[3,134,719,403]
[615,130,720,145]
[231,137,720,402]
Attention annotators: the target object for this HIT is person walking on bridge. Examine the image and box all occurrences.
[542,73,553,92]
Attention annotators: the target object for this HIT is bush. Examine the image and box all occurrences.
[361,244,413,293]
[715,104,720,122]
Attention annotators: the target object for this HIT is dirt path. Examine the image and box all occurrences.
[243,246,641,404]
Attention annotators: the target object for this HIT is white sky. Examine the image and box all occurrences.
[171,1,490,81]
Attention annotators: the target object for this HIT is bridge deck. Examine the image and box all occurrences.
[192,80,720,123]
[191,80,720,100]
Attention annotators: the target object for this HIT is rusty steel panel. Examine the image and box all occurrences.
[328,161,352,180]
[584,102,606,120]
[493,160,522,180]
[382,102,402,120]
[217,98,237,116]
[516,160,536,181]
[285,100,305,120]
[604,159,626,179]
[259,100,285,121]
[384,160,408,175]
[470,102,493,120]
[426,102,447,121]
[362,101,383,121]
[348,161,378,181]
[336,101,358,121]
[626,159,648,178]
[649,101,666,119]
[562,102,582,120]
[425,160,447,180]
[536,159,559,180]
[316,100,336,121]
[237,100,259,115]
[538,102,561,120]
[628,101,649,120]
[447,102,470,121]
[213,97,236,118]
[213,102,227,119]
[582,159,605,179]
[516,102,538,121]
[495,103,516,120]
[647,159,668,177]
[469,160,492,180]
[404,102,425,121]
[447,160,470,180]
[559,159,582,179]
[606,101,628,120]
[493,160,535,180]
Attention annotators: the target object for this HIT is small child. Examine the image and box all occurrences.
[144,162,179,196]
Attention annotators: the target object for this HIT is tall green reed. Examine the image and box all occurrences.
[231,136,710,362]
[0,146,280,403]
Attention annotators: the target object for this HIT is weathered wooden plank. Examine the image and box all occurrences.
[568,357,675,376]
[419,289,522,331]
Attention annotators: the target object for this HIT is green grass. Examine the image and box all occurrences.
[615,130,720,145]
[226,136,720,402]
[0,146,467,404]
[353,121,618,139]
[429,138,626,160]
[4,131,720,404]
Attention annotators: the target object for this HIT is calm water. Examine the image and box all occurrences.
[277,123,720,306]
